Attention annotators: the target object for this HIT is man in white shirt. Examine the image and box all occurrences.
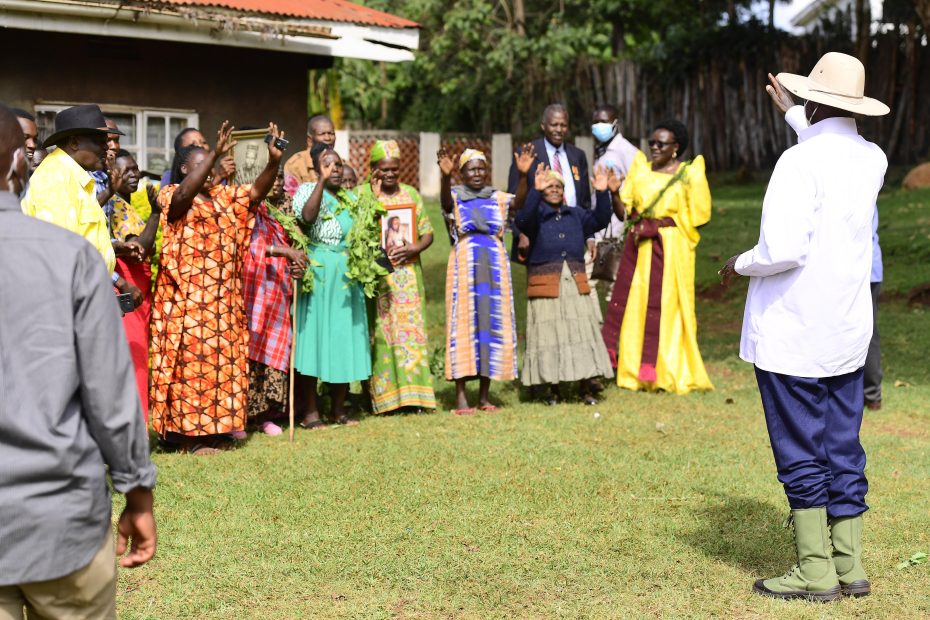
[719,53,889,602]
[588,103,639,301]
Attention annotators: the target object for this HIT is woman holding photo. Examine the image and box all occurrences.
[356,140,437,415]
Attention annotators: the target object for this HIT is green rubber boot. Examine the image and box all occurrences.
[753,507,842,602]
[830,515,870,597]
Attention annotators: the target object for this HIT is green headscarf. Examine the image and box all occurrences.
[370,139,401,164]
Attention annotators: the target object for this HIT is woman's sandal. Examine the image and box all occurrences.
[334,414,359,427]
[299,414,328,430]
[477,404,498,413]
[453,408,475,416]
[183,443,220,456]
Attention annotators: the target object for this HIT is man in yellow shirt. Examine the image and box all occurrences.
[22,104,141,306]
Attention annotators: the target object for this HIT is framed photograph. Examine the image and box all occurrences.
[381,203,418,264]
[229,129,269,185]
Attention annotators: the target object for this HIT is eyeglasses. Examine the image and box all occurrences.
[647,139,675,148]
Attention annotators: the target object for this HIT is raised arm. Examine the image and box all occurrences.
[134,183,161,257]
[167,121,230,222]
[587,165,615,233]
[606,168,626,220]
[509,143,536,220]
[249,122,285,207]
[515,164,551,233]
[299,157,337,224]
[438,147,456,213]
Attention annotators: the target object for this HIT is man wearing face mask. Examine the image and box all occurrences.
[589,103,640,301]
[719,53,889,602]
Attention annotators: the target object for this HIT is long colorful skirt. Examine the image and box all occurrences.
[117,257,151,423]
[523,262,614,386]
[369,262,436,413]
[445,234,518,381]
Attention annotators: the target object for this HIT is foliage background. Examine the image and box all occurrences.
[313,0,930,170]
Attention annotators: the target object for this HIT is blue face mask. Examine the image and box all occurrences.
[592,122,616,143]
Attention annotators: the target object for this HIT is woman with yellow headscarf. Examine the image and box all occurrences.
[356,140,437,414]
[438,146,524,414]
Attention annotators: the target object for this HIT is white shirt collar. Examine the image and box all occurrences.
[543,138,563,154]
[797,116,858,143]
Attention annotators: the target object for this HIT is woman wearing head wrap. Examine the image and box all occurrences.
[355,140,437,414]
[437,147,524,414]
[515,161,617,405]
[601,119,713,394]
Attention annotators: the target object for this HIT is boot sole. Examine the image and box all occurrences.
[841,580,871,597]
[753,580,842,602]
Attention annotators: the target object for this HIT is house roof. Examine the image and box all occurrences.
[158,0,418,29]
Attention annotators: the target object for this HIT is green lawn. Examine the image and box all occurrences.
[116,184,930,619]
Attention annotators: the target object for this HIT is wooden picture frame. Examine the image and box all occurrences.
[381,202,418,264]
[229,129,269,185]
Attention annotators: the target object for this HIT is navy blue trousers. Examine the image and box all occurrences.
[755,367,868,518]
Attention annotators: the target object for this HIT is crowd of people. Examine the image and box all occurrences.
[7,96,734,453]
[0,49,890,613]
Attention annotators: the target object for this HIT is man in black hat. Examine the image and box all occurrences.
[21,104,141,308]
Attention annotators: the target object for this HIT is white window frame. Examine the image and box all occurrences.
[34,102,198,175]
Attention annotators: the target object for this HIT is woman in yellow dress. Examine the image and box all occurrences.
[601,119,713,394]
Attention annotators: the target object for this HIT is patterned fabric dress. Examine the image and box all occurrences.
[445,188,518,381]
[150,184,255,436]
[110,196,153,421]
[242,200,294,419]
[357,183,437,413]
[292,183,371,383]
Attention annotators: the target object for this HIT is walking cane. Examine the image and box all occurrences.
[288,282,297,444]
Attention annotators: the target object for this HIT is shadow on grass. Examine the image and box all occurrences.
[682,494,794,575]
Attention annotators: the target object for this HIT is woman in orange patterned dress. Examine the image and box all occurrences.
[151,121,286,454]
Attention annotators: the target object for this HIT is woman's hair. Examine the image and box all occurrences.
[172,144,206,183]
[654,119,689,155]
[168,128,203,183]
[310,141,337,172]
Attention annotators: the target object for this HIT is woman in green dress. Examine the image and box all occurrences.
[357,140,437,414]
[292,143,387,427]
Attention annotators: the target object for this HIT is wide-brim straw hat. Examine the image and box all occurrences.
[776,52,889,117]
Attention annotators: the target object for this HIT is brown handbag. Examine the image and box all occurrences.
[591,219,623,282]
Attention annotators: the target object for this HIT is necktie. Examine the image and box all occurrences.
[551,149,563,175]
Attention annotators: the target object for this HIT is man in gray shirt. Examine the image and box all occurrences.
[0,104,157,618]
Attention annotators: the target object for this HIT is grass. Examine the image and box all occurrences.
[115,183,930,619]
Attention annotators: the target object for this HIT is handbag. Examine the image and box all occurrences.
[592,232,622,282]
[590,160,690,282]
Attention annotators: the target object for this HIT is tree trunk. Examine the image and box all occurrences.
[916,0,930,34]
[514,0,526,36]
[854,0,871,66]
[768,0,776,29]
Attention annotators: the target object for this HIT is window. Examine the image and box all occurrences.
[34,104,199,175]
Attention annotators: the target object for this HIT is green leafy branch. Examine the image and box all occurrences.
[340,188,389,298]
[268,203,320,294]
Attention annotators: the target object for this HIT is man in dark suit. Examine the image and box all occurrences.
[508,104,591,261]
